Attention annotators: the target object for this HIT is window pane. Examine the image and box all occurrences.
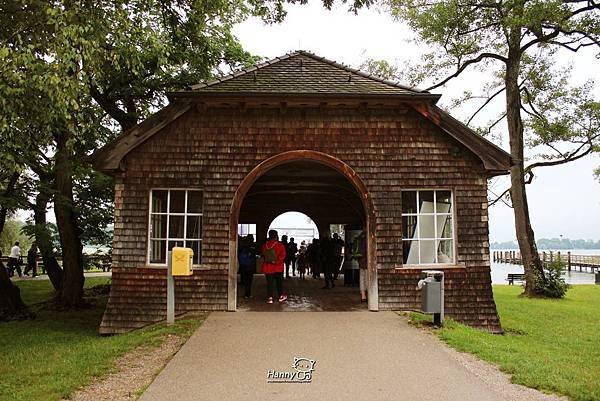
[402,215,417,240]
[419,191,434,213]
[437,240,453,263]
[152,190,168,213]
[169,215,184,238]
[419,214,435,239]
[436,191,452,213]
[187,191,203,214]
[170,191,186,213]
[402,191,417,214]
[186,240,202,265]
[187,216,202,239]
[168,240,184,251]
[150,240,166,264]
[150,214,167,239]
[403,240,419,264]
[437,215,453,239]
[420,240,436,264]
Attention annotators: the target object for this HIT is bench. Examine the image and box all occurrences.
[507,273,526,285]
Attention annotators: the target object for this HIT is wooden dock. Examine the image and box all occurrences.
[492,250,600,273]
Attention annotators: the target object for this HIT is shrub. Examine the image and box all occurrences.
[533,258,569,298]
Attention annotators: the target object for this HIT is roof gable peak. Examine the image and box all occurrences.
[188,50,429,95]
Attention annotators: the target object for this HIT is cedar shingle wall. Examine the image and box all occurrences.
[100,106,501,334]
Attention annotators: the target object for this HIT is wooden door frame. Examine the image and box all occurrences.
[228,150,378,311]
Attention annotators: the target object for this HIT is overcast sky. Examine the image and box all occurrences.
[233,1,600,242]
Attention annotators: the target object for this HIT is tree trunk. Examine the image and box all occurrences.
[33,188,63,292]
[505,40,545,296]
[0,172,30,320]
[54,130,85,306]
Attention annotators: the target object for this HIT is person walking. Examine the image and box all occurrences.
[24,243,38,277]
[261,230,287,304]
[297,241,307,280]
[286,237,298,277]
[238,235,256,299]
[332,233,344,280]
[7,241,22,278]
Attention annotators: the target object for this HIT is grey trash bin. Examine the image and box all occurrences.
[417,270,444,326]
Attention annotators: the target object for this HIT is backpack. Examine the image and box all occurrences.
[238,247,254,268]
[264,244,277,263]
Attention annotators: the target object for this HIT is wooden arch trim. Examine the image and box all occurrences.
[228,150,378,311]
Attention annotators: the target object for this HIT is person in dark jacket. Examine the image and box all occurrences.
[24,243,38,277]
[261,230,287,304]
[238,235,256,298]
[286,237,298,277]
[321,236,336,289]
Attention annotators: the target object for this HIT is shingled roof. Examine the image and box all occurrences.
[174,50,437,99]
[95,51,513,174]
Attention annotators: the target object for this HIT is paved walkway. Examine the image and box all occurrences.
[140,312,509,401]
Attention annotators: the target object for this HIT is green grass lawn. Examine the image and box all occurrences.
[410,285,600,401]
[0,278,203,401]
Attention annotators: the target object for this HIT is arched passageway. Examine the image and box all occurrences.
[230,151,377,312]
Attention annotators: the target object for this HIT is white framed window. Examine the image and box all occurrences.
[402,190,454,265]
[148,189,202,266]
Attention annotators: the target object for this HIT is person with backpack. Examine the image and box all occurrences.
[261,230,287,304]
[238,235,256,299]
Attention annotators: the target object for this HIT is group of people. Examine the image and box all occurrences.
[237,230,368,304]
[3,241,39,278]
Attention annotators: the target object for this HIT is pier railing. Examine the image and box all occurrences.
[492,251,599,273]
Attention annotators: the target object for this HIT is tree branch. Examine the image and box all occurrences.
[426,52,508,91]
[467,85,506,126]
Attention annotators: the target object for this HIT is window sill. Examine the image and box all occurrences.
[395,263,466,271]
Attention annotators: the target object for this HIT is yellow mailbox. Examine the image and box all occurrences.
[171,247,194,276]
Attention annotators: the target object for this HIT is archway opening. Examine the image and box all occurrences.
[235,158,371,311]
[268,211,320,244]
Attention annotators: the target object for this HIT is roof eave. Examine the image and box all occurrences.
[167,91,442,104]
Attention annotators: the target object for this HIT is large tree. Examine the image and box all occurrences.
[1,0,286,306]
[386,0,600,296]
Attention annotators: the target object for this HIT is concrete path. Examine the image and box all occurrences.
[140,312,509,401]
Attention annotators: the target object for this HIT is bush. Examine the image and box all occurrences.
[533,258,569,298]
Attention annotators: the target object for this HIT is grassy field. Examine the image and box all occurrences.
[0,278,203,401]
[411,285,600,401]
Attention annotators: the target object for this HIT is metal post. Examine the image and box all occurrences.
[433,272,444,327]
[167,251,175,325]
[567,252,571,272]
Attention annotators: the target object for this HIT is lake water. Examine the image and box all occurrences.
[490,249,599,285]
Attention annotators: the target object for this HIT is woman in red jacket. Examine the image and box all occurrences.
[261,230,288,304]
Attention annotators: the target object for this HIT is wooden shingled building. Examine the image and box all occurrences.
[94,51,512,334]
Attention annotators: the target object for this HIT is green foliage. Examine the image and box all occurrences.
[0,0,294,282]
[386,0,600,175]
[0,278,204,401]
[358,58,400,80]
[0,220,33,255]
[533,257,569,298]
[491,238,600,250]
[409,285,600,401]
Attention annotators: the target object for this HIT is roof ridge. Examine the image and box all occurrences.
[189,50,428,94]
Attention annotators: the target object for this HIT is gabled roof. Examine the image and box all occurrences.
[94,51,513,174]
[173,50,438,99]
